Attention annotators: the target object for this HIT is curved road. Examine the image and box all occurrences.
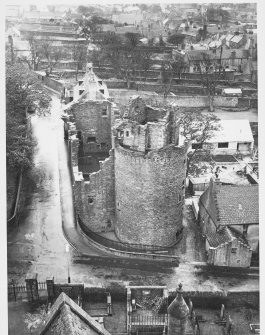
[7,93,258,292]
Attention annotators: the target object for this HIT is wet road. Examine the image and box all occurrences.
[7,93,258,291]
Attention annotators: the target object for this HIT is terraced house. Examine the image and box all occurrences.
[198,178,259,267]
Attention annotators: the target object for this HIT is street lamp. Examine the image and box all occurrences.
[65,244,71,283]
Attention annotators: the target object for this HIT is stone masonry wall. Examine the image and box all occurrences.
[71,133,115,232]
[110,91,256,109]
[70,100,112,154]
[114,144,187,246]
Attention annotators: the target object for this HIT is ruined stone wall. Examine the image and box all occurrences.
[70,100,112,154]
[73,149,115,232]
[120,122,147,152]
[126,95,147,123]
[211,239,252,267]
[147,122,168,150]
[114,144,187,246]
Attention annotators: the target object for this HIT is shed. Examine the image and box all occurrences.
[222,88,242,96]
[188,177,210,195]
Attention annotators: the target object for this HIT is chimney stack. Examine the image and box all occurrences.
[214,177,222,193]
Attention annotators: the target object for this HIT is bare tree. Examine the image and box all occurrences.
[21,33,42,70]
[71,44,88,80]
[38,38,63,75]
[160,62,174,98]
[198,48,223,112]
[138,50,152,81]
[179,109,221,173]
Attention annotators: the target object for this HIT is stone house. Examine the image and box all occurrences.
[189,119,254,155]
[198,178,259,267]
[183,48,250,72]
[229,34,247,49]
[33,292,112,335]
[63,63,110,103]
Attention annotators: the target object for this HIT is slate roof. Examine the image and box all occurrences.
[185,48,248,62]
[230,35,243,44]
[35,292,112,335]
[207,226,249,248]
[215,185,259,226]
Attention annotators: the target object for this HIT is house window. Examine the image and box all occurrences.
[79,90,84,95]
[192,143,203,150]
[126,131,130,137]
[87,137,96,143]
[102,108,107,116]
[231,247,237,253]
[78,80,83,86]
[77,131,82,140]
[99,89,104,94]
[218,142,229,148]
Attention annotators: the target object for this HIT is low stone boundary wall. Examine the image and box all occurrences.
[168,289,259,309]
[77,221,180,265]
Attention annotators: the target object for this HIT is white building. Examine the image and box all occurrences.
[190,119,254,155]
[64,63,109,103]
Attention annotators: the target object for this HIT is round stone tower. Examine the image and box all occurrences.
[113,97,187,247]
[168,284,189,335]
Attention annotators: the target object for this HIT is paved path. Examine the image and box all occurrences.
[7,93,259,292]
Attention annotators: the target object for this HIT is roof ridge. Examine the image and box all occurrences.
[61,304,76,334]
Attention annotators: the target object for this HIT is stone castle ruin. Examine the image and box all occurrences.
[113,96,187,246]
[62,65,188,248]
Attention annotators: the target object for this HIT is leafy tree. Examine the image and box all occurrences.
[76,5,103,16]
[171,59,187,79]
[197,25,208,41]
[76,15,114,39]
[6,60,51,169]
[138,4,149,12]
[206,7,230,23]
[149,4,162,13]
[167,34,185,45]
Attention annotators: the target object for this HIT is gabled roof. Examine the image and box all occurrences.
[35,293,112,335]
[230,35,243,44]
[215,185,259,226]
[207,226,250,248]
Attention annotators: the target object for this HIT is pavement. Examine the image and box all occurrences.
[7,92,259,293]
